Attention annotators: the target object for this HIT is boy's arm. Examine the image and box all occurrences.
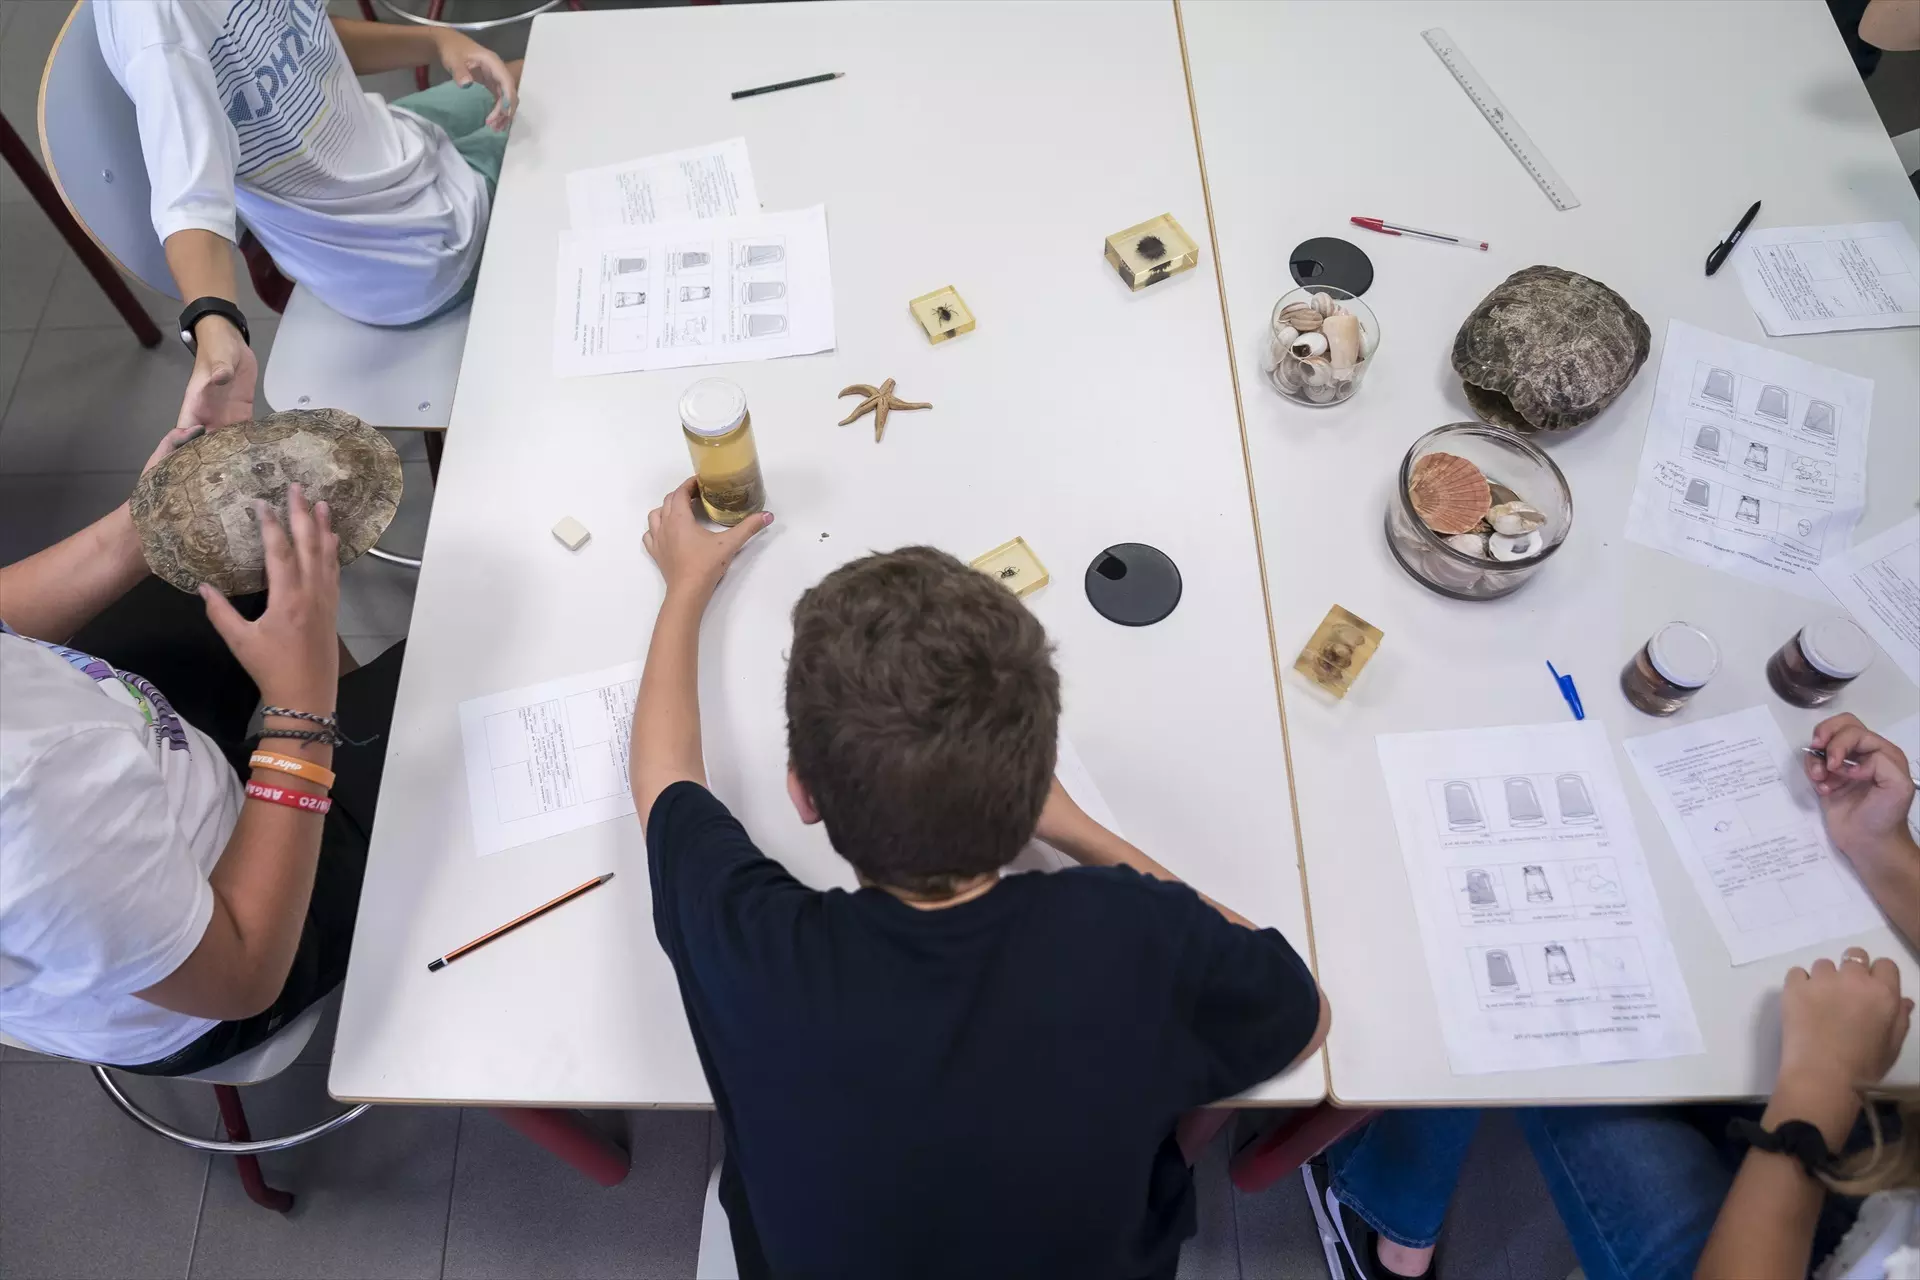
[629,480,774,829]
[328,19,517,130]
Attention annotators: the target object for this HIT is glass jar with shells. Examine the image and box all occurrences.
[1386,424,1572,600]
[1266,286,1378,406]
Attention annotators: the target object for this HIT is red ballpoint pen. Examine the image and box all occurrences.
[1350,217,1489,251]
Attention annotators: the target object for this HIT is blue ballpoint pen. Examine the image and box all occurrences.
[1547,661,1585,721]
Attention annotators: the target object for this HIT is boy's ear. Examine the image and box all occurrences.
[787,767,821,825]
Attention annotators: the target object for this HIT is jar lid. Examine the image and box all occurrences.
[1648,622,1719,688]
[1800,617,1874,679]
[678,378,747,437]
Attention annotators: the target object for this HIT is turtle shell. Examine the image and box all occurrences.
[129,408,403,595]
[1450,266,1650,433]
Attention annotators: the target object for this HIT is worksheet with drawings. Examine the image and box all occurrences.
[1376,722,1703,1076]
[1623,706,1883,965]
[1625,320,1871,601]
[457,660,642,856]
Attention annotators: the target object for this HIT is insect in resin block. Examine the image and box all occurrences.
[909,286,975,344]
[1104,214,1199,291]
[971,537,1049,598]
[1292,605,1383,698]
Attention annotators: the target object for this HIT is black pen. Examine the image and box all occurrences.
[731,71,843,101]
[1705,201,1761,277]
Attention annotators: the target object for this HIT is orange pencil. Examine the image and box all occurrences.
[426,873,614,972]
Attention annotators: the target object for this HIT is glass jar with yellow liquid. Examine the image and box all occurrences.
[678,378,765,526]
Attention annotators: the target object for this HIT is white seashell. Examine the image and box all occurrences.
[1323,313,1360,372]
[1488,501,1547,536]
[1300,354,1333,387]
[1274,324,1299,350]
[1305,381,1338,404]
[1267,353,1304,392]
[1360,324,1379,360]
[1290,331,1328,359]
[1488,481,1521,507]
[1488,530,1544,562]
[1311,292,1336,317]
[1279,303,1322,333]
[1444,532,1488,557]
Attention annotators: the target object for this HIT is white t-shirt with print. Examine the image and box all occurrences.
[0,632,237,1064]
[96,0,488,325]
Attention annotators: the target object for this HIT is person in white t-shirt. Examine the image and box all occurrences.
[94,0,521,435]
[0,424,401,1072]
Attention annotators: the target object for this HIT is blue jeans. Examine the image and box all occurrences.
[1326,1107,1731,1279]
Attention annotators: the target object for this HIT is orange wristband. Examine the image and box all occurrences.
[248,751,336,789]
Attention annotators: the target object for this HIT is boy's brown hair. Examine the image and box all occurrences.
[785,547,1060,896]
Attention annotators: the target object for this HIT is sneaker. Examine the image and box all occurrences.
[1300,1156,1436,1280]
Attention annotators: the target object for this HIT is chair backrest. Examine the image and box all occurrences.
[37,0,176,297]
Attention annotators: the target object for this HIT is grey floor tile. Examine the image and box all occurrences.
[0,329,30,416]
[337,461,433,635]
[0,469,140,563]
[0,325,194,472]
[0,1061,216,1280]
[1231,1155,1335,1280]
[342,634,407,667]
[1480,1113,1577,1280]
[1,202,65,331]
[442,1108,708,1280]
[189,1066,459,1280]
[706,1108,722,1170]
[0,0,68,171]
[39,250,175,330]
[1177,1124,1242,1280]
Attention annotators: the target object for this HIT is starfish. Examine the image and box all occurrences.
[838,378,931,443]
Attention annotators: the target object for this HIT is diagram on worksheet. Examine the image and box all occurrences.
[1378,721,1703,1075]
[457,661,643,856]
[1626,321,1872,600]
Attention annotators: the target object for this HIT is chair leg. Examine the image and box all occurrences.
[490,1107,630,1187]
[356,0,377,16]
[424,429,445,482]
[211,1085,295,1213]
[1227,1103,1377,1194]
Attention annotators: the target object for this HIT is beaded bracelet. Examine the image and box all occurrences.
[260,706,337,728]
[245,780,332,815]
[254,727,340,748]
[248,751,336,788]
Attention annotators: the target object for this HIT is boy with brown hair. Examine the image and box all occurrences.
[629,479,1329,1280]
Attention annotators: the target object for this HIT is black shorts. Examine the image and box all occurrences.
[69,578,403,1076]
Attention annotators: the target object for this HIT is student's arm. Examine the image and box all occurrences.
[328,19,518,130]
[1036,778,1331,1066]
[164,230,255,432]
[1861,0,1920,50]
[1696,953,1911,1280]
[135,489,343,1020]
[1807,714,1920,949]
[0,427,205,641]
[629,479,773,829]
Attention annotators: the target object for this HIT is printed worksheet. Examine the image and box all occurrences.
[458,661,641,856]
[1885,715,1920,846]
[1625,321,1872,600]
[553,205,835,378]
[1376,721,1702,1076]
[1005,735,1121,875]
[1816,515,1920,688]
[1624,707,1882,965]
[565,138,759,229]
[1732,222,1919,336]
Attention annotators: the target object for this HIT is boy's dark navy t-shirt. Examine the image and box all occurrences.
[646,781,1322,1280]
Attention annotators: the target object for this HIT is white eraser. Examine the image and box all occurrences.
[551,516,591,551]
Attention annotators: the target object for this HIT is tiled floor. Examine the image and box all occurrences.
[10,1,1909,1277]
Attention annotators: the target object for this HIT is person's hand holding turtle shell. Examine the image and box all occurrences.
[197,484,341,716]
[177,315,257,434]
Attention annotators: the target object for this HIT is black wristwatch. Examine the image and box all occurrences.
[178,297,250,355]
[1728,1117,1837,1179]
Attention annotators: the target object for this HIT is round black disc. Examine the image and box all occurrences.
[1084,543,1182,626]
[1288,237,1374,296]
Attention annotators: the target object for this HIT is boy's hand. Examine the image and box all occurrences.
[643,477,773,600]
[1807,714,1918,874]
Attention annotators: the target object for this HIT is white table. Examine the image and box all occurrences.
[332,0,1321,1108]
[1183,0,1920,1106]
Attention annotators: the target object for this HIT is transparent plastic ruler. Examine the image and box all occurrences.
[1422,27,1580,212]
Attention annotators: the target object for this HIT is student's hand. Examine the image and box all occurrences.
[434,30,517,130]
[643,477,773,601]
[177,318,257,432]
[1807,714,1918,872]
[198,485,341,715]
[1777,951,1911,1104]
[141,424,206,475]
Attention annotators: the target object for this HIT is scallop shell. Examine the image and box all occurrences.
[1279,303,1322,333]
[1488,501,1547,535]
[1451,265,1650,433]
[1407,451,1492,535]
[1488,529,1544,561]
